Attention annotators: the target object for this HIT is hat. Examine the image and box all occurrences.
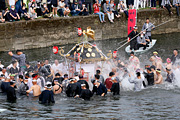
[130,51,134,55]
[167,58,171,63]
[10,74,16,77]
[32,74,38,79]
[153,51,158,54]
[81,84,86,87]
[32,79,37,82]
[46,82,52,89]
[133,26,138,29]
[156,69,161,73]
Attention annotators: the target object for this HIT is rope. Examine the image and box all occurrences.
[116,18,176,51]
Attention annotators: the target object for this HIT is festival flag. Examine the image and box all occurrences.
[128,9,137,35]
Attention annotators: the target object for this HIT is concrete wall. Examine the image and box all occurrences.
[0,8,179,51]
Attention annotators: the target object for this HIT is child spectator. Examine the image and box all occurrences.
[64,5,71,17]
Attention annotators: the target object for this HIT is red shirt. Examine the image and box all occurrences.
[93,3,100,13]
[105,78,113,89]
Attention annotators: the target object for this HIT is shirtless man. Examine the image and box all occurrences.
[164,58,172,71]
[129,52,140,70]
[156,57,162,70]
[53,78,62,94]
[26,80,41,97]
[155,69,163,84]
[149,51,158,66]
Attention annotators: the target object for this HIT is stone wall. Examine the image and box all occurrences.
[0,8,179,51]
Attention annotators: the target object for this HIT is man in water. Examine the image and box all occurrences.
[144,68,154,86]
[137,32,149,50]
[53,78,63,94]
[105,72,115,90]
[39,61,53,82]
[62,74,69,92]
[155,69,163,84]
[1,76,10,93]
[92,80,107,96]
[6,80,17,102]
[170,49,180,65]
[165,68,174,83]
[95,70,105,84]
[109,77,120,95]
[8,50,26,73]
[128,72,143,91]
[149,51,159,66]
[129,52,140,70]
[75,84,93,100]
[39,82,55,105]
[26,79,41,97]
[142,18,155,44]
[66,79,79,97]
[77,75,89,89]
[18,75,29,95]
[128,26,138,51]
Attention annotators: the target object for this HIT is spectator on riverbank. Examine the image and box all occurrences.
[71,1,81,16]
[29,3,37,19]
[58,0,66,16]
[80,4,89,16]
[52,0,59,17]
[118,0,128,17]
[93,0,105,23]
[41,3,52,18]
[173,0,180,16]
[110,0,120,18]
[104,0,114,23]
[161,0,173,15]
[64,5,71,17]
[9,5,20,21]
[20,5,31,20]
[0,10,5,23]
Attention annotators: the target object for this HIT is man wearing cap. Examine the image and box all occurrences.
[149,51,158,66]
[143,67,154,86]
[53,78,63,94]
[8,50,26,73]
[155,69,163,84]
[165,68,174,83]
[128,26,139,51]
[142,18,155,44]
[6,80,16,102]
[26,78,41,97]
[92,80,107,96]
[39,82,55,105]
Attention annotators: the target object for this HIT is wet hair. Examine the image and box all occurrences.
[92,79,96,84]
[136,72,141,77]
[174,49,178,52]
[96,70,101,74]
[19,75,24,79]
[64,74,68,78]
[150,65,156,70]
[147,68,151,71]
[130,51,134,55]
[12,60,17,65]
[79,75,83,79]
[95,74,100,79]
[109,72,115,77]
[26,61,30,65]
[146,18,149,20]
[16,50,22,54]
[55,73,61,76]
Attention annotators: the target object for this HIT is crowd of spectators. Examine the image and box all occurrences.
[0,0,179,23]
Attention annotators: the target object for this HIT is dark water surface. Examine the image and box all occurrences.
[0,32,180,119]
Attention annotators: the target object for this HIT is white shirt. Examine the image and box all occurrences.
[51,63,64,74]
[9,0,15,6]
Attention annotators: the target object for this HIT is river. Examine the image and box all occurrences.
[0,32,180,119]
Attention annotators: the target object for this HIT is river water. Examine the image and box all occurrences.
[0,32,180,119]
